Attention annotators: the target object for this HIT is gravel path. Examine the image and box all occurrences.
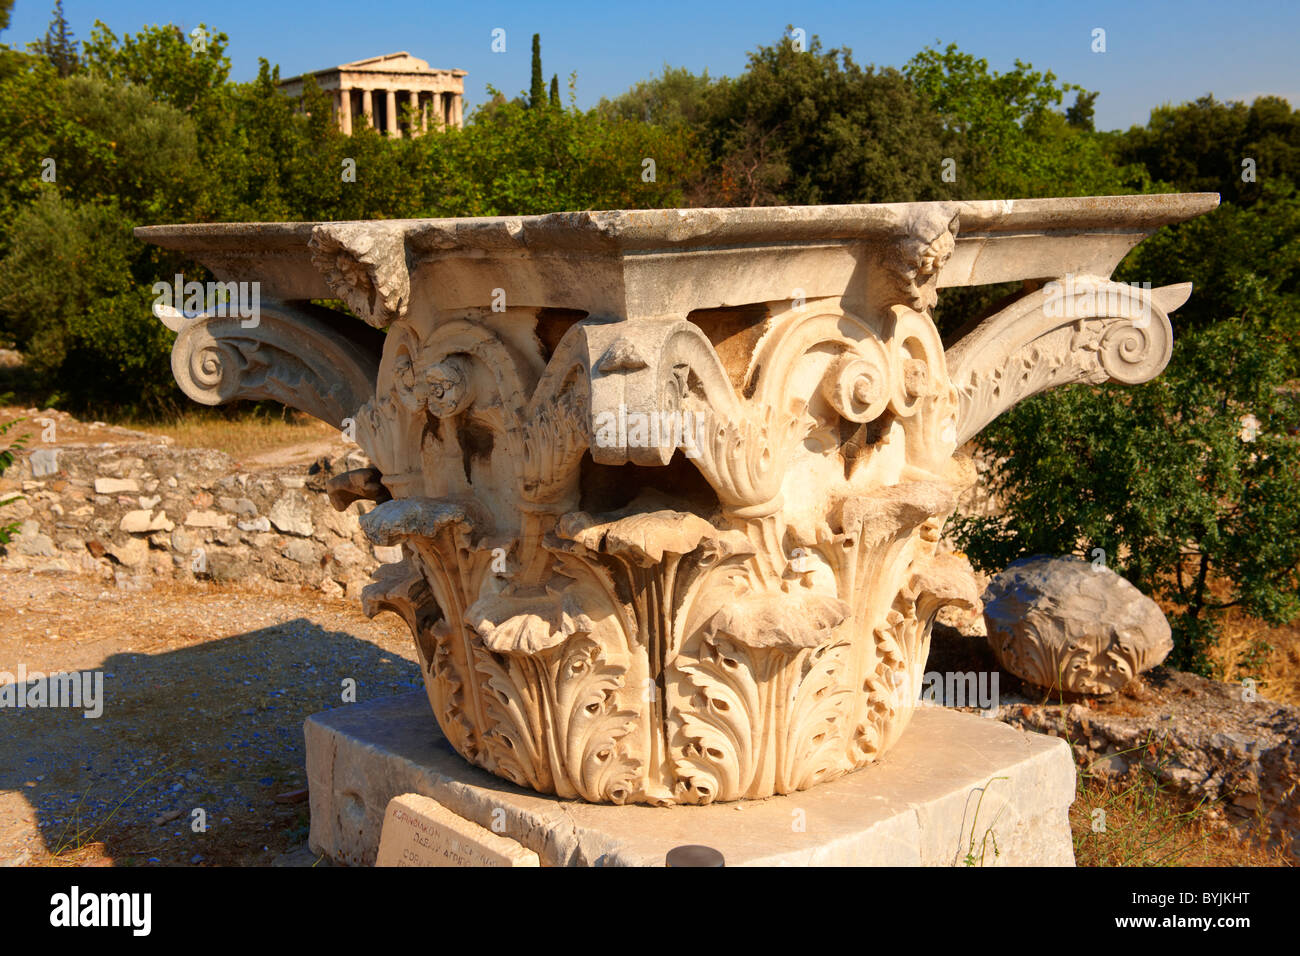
[0,569,420,866]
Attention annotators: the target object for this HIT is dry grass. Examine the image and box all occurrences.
[1072,773,1291,866]
[1070,739,1293,866]
[1206,608,1300,706]
[124,408,339,460]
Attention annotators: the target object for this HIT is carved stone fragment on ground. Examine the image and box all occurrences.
[983,554,1173,694]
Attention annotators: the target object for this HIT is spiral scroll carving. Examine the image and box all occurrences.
[141,198,1214,809]
[946,276,1191,445]
[1097,317,1173,384]
[168,300,381,430]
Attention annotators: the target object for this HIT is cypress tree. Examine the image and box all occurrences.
[32,0,79,76]
[529,34,544,108]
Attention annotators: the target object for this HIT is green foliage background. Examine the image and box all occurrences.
[1,11,1299,674]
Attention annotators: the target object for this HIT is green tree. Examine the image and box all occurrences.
[529,33,544,109]
[904,43,1136,199]
[549,73,558,107]
[416,90,701,216]
[0,192,175,412]
[29,1,78,76]
[599,64,719,128]
[695,32,958,206]
[0,50,62,254]
[81,20,229,119]
[1116,95,1300,207]
[1066,90,1097,131]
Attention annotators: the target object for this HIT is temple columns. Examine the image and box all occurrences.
[339,87,352,135]
[386,90,398,137]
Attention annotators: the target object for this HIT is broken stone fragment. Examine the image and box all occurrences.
[268,492,314,536]
[108,537,149,569]
[94,477,139,494]
[982,555,1173,695]
[184,510,229,529]
[30,448,59,478]
[326,467,392,511]
[119,509,174,533]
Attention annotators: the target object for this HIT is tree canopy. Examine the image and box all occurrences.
[0,19,1296,677]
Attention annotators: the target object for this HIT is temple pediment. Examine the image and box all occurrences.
[340,52,435,74]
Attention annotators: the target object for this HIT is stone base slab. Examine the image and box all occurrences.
[305,692,1077,866]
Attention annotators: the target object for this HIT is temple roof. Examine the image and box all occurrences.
[280,52,466,84]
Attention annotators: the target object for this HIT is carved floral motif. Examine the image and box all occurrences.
[147,199,1212,804]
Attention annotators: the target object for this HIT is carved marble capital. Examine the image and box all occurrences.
[139,194,1218,804]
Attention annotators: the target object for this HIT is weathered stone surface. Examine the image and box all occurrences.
[94,477,139,494]
[119,509,174,533]
[218,496,258,516]
[108,536,148,568]
[269,491,314,536]
[983,555,1173,694]
[282,538,321,565]
[331,541,366,567]
[29,448,59,478]
[371,544,402,564]
[306,691,1076,866]
[139,195,1216,805]
[14,521,56,557]
[184,509,229,529]
[375,793,540,867]
[206,551,251,583]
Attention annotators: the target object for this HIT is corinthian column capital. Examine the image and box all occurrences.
[136,193,1219,804]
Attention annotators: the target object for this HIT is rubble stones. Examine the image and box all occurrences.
[29,448,59,478]
[94,477,140,494]
[2,439,382,593]
[269,492,314,537]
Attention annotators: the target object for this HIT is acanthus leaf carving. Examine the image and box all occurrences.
[947,276,1191,445]
[141,198,1215,805]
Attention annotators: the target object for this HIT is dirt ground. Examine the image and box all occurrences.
[0,570,418,867]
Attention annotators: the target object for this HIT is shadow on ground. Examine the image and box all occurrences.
[0,618,422,865]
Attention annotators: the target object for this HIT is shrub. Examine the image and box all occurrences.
[952,321,1300,673]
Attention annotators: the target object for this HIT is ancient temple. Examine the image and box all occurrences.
[278,52,466,137]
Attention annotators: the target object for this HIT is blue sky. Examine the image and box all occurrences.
[5,0,1298,130]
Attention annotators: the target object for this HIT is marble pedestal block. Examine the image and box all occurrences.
[305,691,1076,866]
